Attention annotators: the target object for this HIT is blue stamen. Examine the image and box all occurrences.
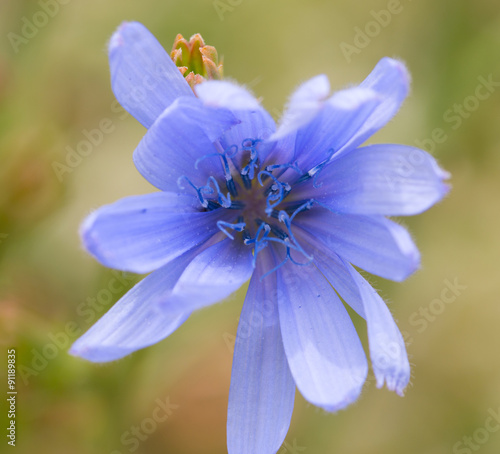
[270,209,280,219]
[241,138,262,159]
[177,176,209,208]
[241,156,259,181]
[241,173,252,190]
[245,220,271,245]
[258,170,287,212]
[180,137,315,277]
[226,178,238,198]
[206,200,220,211]
[203,176,232,208]
[240,138,261,180]
[265,161,302,176]
[194,153,220,170]
[217,220,246,240]
[195,144,239,198]
[310,149,336,188]
[259,238,312,281]
[289,200,314,222]
[229,201,246,210]
[277,204,314,262]
[267,223,288,240]
[260,251,290,281]
[294,148,336,188]
[244,221,271,268]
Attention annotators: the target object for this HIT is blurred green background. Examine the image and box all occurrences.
[1,0,499,453]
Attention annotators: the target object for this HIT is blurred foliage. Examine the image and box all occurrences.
[1,0,500,453]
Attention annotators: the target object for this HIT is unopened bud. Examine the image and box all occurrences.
[170,33,223,90]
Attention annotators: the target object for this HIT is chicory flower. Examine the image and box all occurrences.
[70,22,449,454]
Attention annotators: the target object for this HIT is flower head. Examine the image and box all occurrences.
[71,22,449,454]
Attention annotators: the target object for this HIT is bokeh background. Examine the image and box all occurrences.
[1,0,499,453]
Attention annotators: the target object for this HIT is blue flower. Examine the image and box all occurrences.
[70,22,449,454]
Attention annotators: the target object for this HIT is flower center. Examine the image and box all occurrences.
[178,137,315,275]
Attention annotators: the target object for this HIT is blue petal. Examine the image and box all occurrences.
[297,230,410,395]
[261,131,297,171]
[294,208,420,281]
[159,238,254,314]
[195,80,262,110]
[69,249,200,362]
[346,263,411,395]
[133,97,240,191]
[270,74,331,141]
[303,144,450,215]
[277,259,368,412]
[108,22,193,128]
[196,80,276,167]
[219,108,276,169]
[81,192,225,274]
[339,57,410,153]
[295,228,366,317]
[291,87,381,172]
[227,249,294,454]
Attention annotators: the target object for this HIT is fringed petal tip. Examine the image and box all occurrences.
[371,335,411,397]
[375,367,410,397]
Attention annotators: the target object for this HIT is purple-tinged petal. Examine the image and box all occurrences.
[302,144,450,216]
[69,249,200,362]
[219,108,276,168]
[81,192,226,274]
[291,87,381,172]
[227,249,294,454]
[159,238,254,314]
[261,131,297,172]
[277,260,368,412]
[195,80,262,110]
[345,263,411,395]
[339,57,411,153]
[294,208,420,281]
[133,97,240,192]
[270,74,330,141]
[296,228,366,318]
[196,80,276,166]
[297,230,410,395]
[109,22,193,128]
